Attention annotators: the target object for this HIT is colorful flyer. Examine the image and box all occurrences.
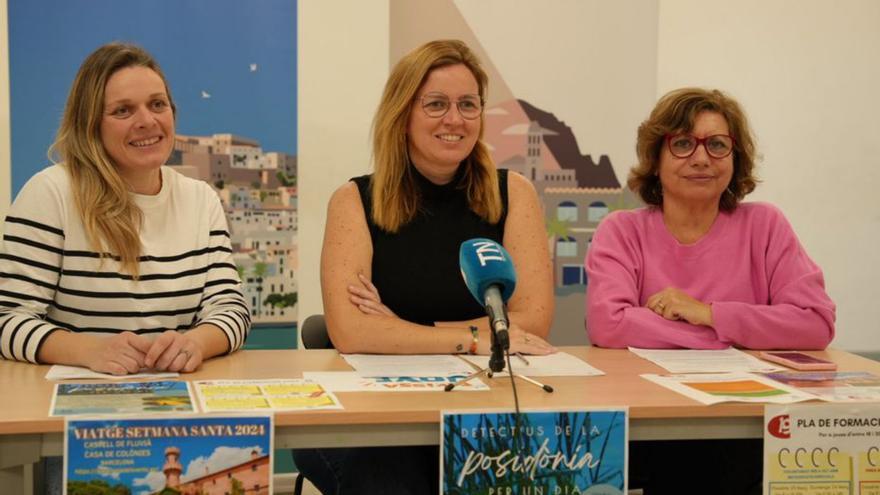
[442,409,628,494]
[641,372,816,405]
[762,371,880,402]
[193,379,342,412]
[764,403,880,494]
[303,371,489,392]
[64,414,272,495]
[51,380,195,416]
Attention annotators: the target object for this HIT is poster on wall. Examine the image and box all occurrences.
[389,1,656,344]
[764,403,880,494]
[8,0,299,330]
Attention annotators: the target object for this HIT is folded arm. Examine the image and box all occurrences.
[322,176,554,355]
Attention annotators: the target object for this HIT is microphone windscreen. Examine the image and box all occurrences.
[459,238,517,304]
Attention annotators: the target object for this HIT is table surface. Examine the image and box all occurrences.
[2,346,877,441]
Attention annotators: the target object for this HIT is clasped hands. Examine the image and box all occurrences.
[646,287,713,326]
[348,273,554,355]
[84,330,203,376]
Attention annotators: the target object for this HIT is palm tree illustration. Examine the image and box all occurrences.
[252,262,268,314]
[545,217,572,284]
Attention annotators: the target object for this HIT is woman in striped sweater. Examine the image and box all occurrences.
[0,43,250,375]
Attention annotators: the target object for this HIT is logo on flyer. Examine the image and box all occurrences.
[768,414,791,439]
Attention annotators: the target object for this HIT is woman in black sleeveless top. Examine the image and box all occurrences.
[294,40,554,495]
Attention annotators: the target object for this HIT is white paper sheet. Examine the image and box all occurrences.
[629,347,783,373]
[45,365,179,381]
[303,371,489,392]
[459,352,605,377]
[340,354,477,377]
[641,372,816,405]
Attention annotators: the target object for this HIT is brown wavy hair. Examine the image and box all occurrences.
[49,42,176,276]
[370,39,500,232]
[629,87,758,211]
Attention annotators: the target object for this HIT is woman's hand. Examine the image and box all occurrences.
[505,324,556,355]
[143,330,204,373]
[81,332,152,375]
[646,287,713,326]
[348,273,398,318]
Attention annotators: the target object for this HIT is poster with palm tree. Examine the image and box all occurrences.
[442,409,627,494]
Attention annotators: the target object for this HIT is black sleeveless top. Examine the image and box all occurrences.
[352,167,509,325]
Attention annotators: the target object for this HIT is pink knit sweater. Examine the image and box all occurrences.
[584,202,835,349]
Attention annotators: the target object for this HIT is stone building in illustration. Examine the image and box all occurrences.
[167,133,298,324]
[159,446,270,495]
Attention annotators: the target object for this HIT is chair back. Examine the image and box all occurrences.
[300,314,333,349]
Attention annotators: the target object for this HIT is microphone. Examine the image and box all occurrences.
[459,238,516,357]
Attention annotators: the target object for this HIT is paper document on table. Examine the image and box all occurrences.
[760,371,880,402]
[304,371,489,392]
[460,352,605,377]
[193,379,342,412]
[629,347,783,373]
[641,372,816,405]
[46,365,179,381]
[341,354,477,377]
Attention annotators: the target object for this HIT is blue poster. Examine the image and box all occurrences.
[8,0,299,326]
[442,409,627,495]
[65,415,272,495]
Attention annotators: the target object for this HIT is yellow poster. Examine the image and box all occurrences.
[765,404,880,495]
[193,379,342,413]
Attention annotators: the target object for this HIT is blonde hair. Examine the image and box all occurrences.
[629,87,757,211]
[370,39,501,232]
[50,42,176,276]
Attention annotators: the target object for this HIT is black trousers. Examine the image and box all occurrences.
[629,439,763,494]
[293,446,439,495]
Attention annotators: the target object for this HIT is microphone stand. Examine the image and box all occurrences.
[445,323,554,393]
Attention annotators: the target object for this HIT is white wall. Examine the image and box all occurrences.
[297,1,389,325]
[657,0,880,351]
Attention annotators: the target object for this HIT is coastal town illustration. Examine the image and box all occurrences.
[166,134,298,326]
[164,98,635,335]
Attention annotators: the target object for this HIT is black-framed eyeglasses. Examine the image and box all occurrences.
[417,92,483,120]
[665,133,736,159]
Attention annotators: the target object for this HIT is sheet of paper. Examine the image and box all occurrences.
[629,347,783,373]
[192,379,343,412]
[761,371,880,402]
[304,371,489,392]
[641,372,816,405]
[459,352,605,377]
[341,354,477,377]
[50,380,195,416]
[45,364,179,381]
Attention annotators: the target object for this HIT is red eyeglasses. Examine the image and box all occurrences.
[666,133,735,159]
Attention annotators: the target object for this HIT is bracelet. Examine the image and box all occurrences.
[468,326,479,355]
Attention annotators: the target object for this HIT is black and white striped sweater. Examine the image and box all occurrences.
[0,165,251,363]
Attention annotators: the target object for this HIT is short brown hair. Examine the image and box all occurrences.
[628,87,758,211]
[370,39,500,232]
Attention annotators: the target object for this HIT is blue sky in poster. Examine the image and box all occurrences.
[8,0,297,195]
[66,416,272,495]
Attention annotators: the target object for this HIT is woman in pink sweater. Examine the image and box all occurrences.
[587,88,836,494]
[585,88,835,350]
